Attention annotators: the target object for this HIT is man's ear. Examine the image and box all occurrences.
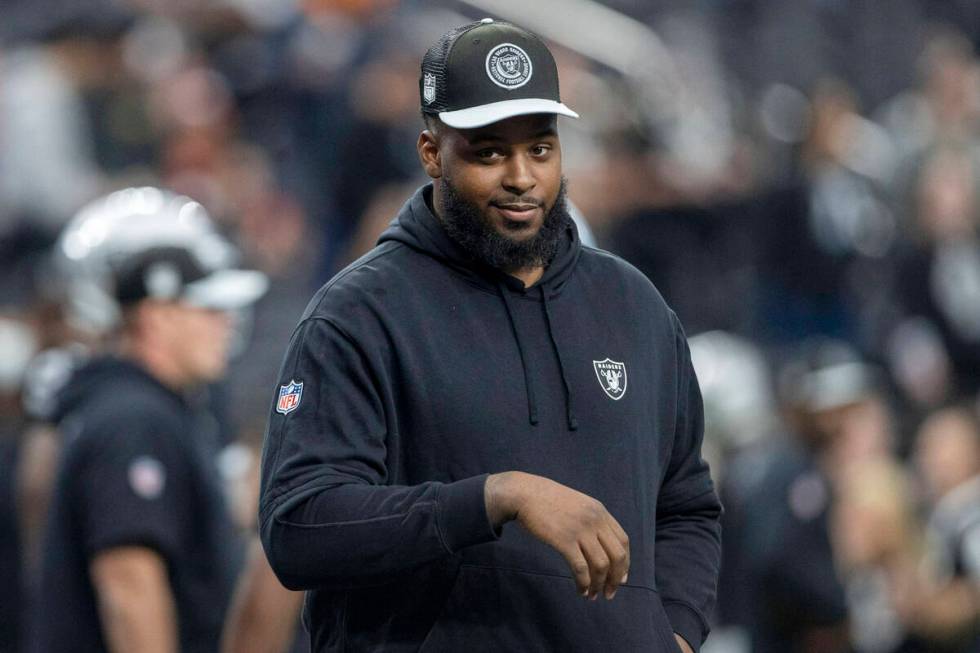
[128,302,151,335]
[417,129,442,180]
[129,300,168,341]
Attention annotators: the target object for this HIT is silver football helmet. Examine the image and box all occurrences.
[55,187,268,334]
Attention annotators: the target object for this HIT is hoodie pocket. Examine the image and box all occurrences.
[418,564,682,652]
[336,561,460,653]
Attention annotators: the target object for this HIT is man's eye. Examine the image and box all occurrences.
[477,149,500,159]
[532,145,551,156]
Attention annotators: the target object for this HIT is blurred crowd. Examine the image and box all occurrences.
[3,0,980,652]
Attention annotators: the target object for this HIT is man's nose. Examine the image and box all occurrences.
[501,153,535,196]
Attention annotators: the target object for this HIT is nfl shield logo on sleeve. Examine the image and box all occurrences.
[276,380,303,415]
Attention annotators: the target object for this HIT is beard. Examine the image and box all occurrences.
[438,175,572,273]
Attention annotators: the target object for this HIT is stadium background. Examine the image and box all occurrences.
[3,0,980,651]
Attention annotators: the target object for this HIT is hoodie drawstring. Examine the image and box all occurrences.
[540,286,579,431]
[496,281,578,432]
[498,282,539,426]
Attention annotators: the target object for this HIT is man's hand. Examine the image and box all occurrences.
[485,472,630,600]
[674,633,694,653]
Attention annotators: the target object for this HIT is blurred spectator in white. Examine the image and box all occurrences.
[878,27,980,207]
[754,78,898,347]
[0,40,104,230]
[690,331,779,653]
[909,405,980,651]
[889,145,980,406]
[832,460,928,653]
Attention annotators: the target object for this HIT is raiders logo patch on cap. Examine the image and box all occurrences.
[485,43,533,89]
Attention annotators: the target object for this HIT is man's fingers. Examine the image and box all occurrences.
[563,547,592,597]
[604,513,630,550]
[579,538,610,600]
[597,528,628,599]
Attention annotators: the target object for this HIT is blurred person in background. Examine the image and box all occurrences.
[220,536,306,653]
[599,102,761,336]
[733,339,886,653]
[0,398,26,653]
[753,77,897,347]
[604,174,758,336]
[689,331,781,653]
[0,350,27,653]
[909,405,980,652]
[0,10,120,233]
[0,225,55,653]
[31,187,267,653]
[878,27,980,198]
[889,145,980,408]
[832,459,929,653]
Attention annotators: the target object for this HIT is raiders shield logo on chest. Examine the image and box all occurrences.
[593,359,628,400]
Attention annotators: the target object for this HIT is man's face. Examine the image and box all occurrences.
[422,114,567,271]
[155,302,234,384]
[915,409,980,500]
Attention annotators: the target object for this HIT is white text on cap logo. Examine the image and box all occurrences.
[485,43,533,89]
[423,73,436,104]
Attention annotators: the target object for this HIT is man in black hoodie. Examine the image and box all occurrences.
[34,188,268,653]
[260,19,721,653]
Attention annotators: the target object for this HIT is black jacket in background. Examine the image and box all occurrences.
[259,185,722,652]
[34,358,242,653]
[0,424,23,653]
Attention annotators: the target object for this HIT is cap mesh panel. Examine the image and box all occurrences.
[420,21,482,114]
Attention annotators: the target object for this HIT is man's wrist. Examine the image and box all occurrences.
[484,471,522,527]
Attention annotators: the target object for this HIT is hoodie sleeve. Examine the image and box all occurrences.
[654,314,723,652]
[258,316,499,591]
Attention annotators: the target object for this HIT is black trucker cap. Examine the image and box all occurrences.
[420,18,579,129]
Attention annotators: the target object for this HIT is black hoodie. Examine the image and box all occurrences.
[259,185,721,652]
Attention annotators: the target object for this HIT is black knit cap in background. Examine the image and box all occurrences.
[420,18,578,129]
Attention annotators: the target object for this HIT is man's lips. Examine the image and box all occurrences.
[491,202,543,222]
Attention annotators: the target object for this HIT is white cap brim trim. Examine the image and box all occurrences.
[182,269,269,310]
[439,98,579,129]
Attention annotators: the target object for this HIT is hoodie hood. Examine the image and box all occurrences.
[378,184,581,296]
[379,184,582,430]
[51,356,181,425]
